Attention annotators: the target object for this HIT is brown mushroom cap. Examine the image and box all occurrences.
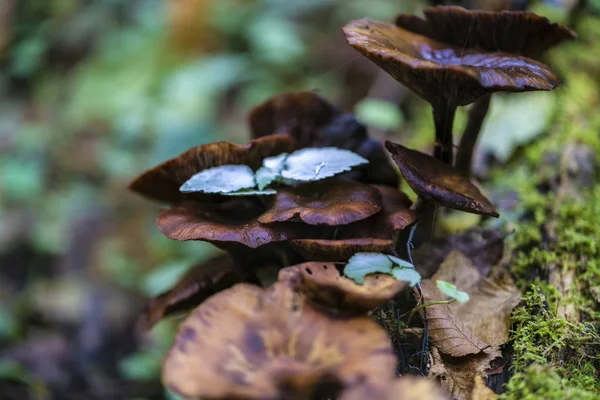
[385,141,498,217]
[129,134,296,203]
[395,6,576,59]
[279,262,409,313]
[258,178,382,226]
[343,19,560,107]
[290,238,393,262]
[138,255,243,330]
[163,282,397,399]
[249,92,399,187]
[157,199,307,249]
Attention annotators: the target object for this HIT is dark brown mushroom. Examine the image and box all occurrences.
[385,141,498,217]
[290,238,394,262]
[279,262,409,313]
[249,91,399,186]
[138,255,244,330]
[343,17,560,165]
[157,199,309,249]
[258,178,382,226]
[129,134,296,203]
[162,282,397,399]
[395,6,575,175]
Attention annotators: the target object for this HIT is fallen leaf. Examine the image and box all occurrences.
[416,280,491,357]
[388,376,449,400]
[431,250,481,293]
[471,376,497,400]
[429,347,500,400]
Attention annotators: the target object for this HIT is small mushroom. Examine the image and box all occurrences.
[395,6,575,175]
[138,255,244,330]
[290,238,393,262]
[258,178,382,226]
[157,199,308,249]
[279,262,409,313]
[385,141,498,217]
[162,282,397,399]
[343,17,560,164]
[249,91,399,186]
[129,134,296,203]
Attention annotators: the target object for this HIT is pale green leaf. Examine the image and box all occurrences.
[223,189,277,196]
[388,255,415,269]
[180,165,256,193]
[255,153,287,190]
[391,267,421,287]
[437,280,470,304]
[281,147,368,181]
[343,252,393,284]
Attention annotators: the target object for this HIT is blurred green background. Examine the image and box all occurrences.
[0,0,597,399]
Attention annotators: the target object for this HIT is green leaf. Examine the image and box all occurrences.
[437,280,470,303]
[180,165,256,194]
[223,189,277,196]
[391,267,421,287]
[282,148,368,181]
[388,255,415,270]
[355,98,404,131]
[343,252,393,284]
[255,153,287,190]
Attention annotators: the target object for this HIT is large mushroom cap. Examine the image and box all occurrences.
[343,19,560,107]
[129,135,296,203]
[249,92,399,187]
[290,238,393,262]
[395,6,576,58]
[138,255,243,330]
[279,262,409,313]
[385,141,498,217]
[163,282,397,399]
[259,178,383,226]
[157,199,306,249]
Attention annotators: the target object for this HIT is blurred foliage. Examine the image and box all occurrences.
[0,0,598,399]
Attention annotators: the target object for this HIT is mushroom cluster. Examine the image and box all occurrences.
[128,6,574,400]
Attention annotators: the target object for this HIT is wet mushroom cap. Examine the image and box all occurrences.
[385,141,499,217]
[259,178,383,226]
[157,199,307,249]
[162,282,397,399]
[279,263,409,313]
[138,255,242,330]
[128,134,296,203]
[290,238,394,262]
[395,6,576,58]
[342,19,560,107]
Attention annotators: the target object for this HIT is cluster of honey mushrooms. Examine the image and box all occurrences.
[129,6,574,400]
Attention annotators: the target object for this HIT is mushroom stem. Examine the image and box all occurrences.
[455,94,492,176]
[432,102,457,165]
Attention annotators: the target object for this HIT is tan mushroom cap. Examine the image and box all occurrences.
[157,199,308,249]
[162,282,397,399]
[385,141,498,217]
[129,134,296,203]
[138,255,243,330]
[279,262,409,313]
[343,19,560,107]
[259,178,383,226]
[395,6,576,59]
[290,238,393,262]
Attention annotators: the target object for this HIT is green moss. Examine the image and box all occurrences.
[501,365,598,400]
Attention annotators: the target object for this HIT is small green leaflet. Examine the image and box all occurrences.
[180,165,255,194]
[344,252,421,286]
[344,253,393,284]
[436,280,470,303]
[223,189,277,196]
[281,147,368,181]
[254,153,287,190]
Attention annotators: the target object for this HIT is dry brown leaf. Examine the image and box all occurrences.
[429,347,500,400]
[388,376,450,400]
[471,376,497,400]
[416,280,492,357]
[450,275,521,346]
[431,250,521,346]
